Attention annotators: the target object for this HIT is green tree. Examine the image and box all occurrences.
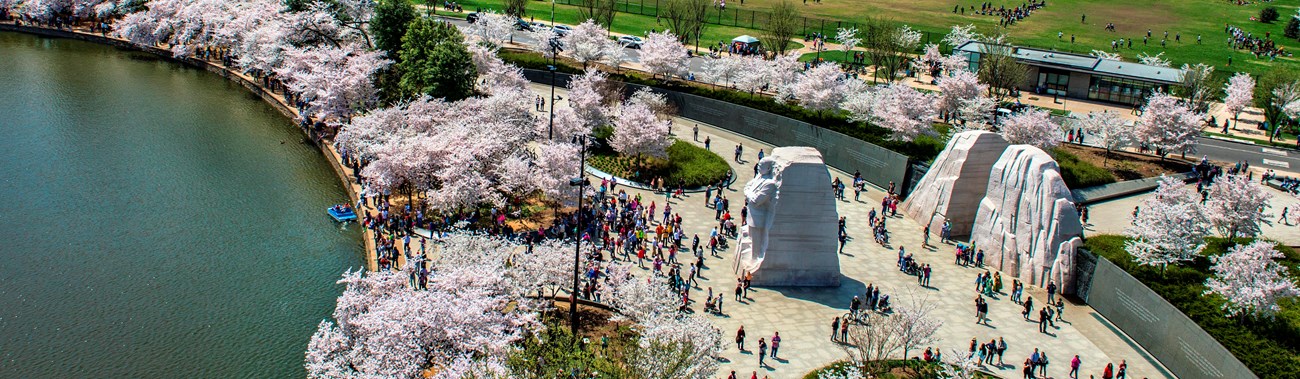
[1260,7,1280,23]
[1257,67,1300,129]
[371,0,417,58]
[760,0,799,55]
[1285,17,1300,39]
[398,19,477,101]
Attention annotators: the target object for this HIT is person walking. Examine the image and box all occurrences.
[735,282,744,302]
[693,124,699,142]
[736,325,746,350]
[1116,360,1127,379]
[1102,362,1114,379]
[1069,354,1081,378]
[997,337,1007,366]
[757,338,767,367]
[1047,281,1058,304]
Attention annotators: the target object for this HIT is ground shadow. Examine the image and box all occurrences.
[762,274,867,310]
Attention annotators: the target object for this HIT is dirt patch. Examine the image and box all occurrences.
[1059,144,1194,180]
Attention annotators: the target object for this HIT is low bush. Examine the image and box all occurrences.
[587,140,729,188]
[1050,148,1116,188]
[1083,235,1300,378]
[1261,7,1281,23]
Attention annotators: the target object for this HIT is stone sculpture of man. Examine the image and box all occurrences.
[735,158,778,274]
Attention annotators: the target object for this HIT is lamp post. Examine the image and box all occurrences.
[568,135,590,337]
[548,64,557,139]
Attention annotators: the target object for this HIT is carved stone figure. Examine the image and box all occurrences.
[901,131,1009,239]
[733,147,840,287]
[970,145,1083,290]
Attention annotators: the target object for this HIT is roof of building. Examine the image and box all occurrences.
[954,41,1185,84]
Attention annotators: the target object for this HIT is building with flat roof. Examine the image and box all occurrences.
[954,41,1185,106]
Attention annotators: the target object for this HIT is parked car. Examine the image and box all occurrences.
[531,22,551,32]
[617,35,643,49]
[466,12,479,23]
[513,18,533,31]
[552,24,572,36]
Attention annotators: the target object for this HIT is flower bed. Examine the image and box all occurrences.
[587,140,729,188]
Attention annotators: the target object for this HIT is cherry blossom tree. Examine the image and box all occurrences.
[895,292,943,360]
[640,30,687,79]
[561,19,611,69]
[566,70,613,127]
[1137,52,1171,68]
[792,63,848,112]
[844,83,939,141]
[956,96,997,130]
[276,45,390,121]
[1273,82,1300,121]
[914,43,944,74]
[536,107,590,142]
[609,102,673,161]
[306,235,546,379]
[529,27,560,59]
[467,10,513,48]
[468,43,530,96]
[935,69,987,120]
[1076,110,1132,165]
[1223,72,1255,129]
[627,87,674,119]
[1205,240,1300,319]
[836,27,861,62]
[532,141,583,206]
[941,348,982,379]
[1090,50,1122,62]
[999,108,1062,149]
[701,55,745,88]
[942,24,981,48]
[629,313,723,379]
[1125,175,1211,269]
[1205,174,1272,238]
[1136,91,1203,158]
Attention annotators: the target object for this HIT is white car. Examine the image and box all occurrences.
[531,22,551,32]
[552,24,573,36]
[617,36,643,49]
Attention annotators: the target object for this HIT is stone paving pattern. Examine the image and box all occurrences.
[530,83,1174,378]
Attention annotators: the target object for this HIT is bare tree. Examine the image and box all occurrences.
[840,313,907,376]
[577,0,617,28]
[976,36,1029,101]
[660,0,711,45]
[862,18,920,83]
[1175,63,1217,113]
[504,0,527,19]
[894,292,942,360]
[760,0,799,55]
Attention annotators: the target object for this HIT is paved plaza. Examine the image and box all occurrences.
[529,83,1173,378]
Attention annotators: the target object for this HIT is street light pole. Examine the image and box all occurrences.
[569,135,588,337]
[548,64,556,140]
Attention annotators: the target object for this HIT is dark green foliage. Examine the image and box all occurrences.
[499,50,946,163]
[1261,7,1280,24]
[371,0,418,58]
[398,19,476,100]
[1287,17,1300,40]
[804,360,998,379]
[1083,235,1300,378]
[505,318,633,378]
[1049,148,1116,189]
[588,140,730,187]
[1257,67,1300,127]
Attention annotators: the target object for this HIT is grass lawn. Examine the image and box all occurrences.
[420,0,802,51]
[711,0,1299,77]
[587,139,730,187]
[438,0,1299,78]
[1083,235,1300,378]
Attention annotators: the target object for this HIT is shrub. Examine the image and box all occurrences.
[1049,148,1116,189]
[1261,7,1280,23]
[1286,17,1300,39]
[587,140,729,188]
[1083,235,1300,379]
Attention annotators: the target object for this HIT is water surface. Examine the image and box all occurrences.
[0,31,362,378]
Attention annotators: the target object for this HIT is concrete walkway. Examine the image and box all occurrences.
[530,82,1173,378]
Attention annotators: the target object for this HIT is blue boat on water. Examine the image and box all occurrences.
[328,204,357,222]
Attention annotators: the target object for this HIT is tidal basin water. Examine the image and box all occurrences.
[0,31,363,378]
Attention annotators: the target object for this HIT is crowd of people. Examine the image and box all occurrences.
[1226,24,1290,60]
[955,1,1049,27]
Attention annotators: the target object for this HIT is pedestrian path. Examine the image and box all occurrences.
[530,83,1172,378]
